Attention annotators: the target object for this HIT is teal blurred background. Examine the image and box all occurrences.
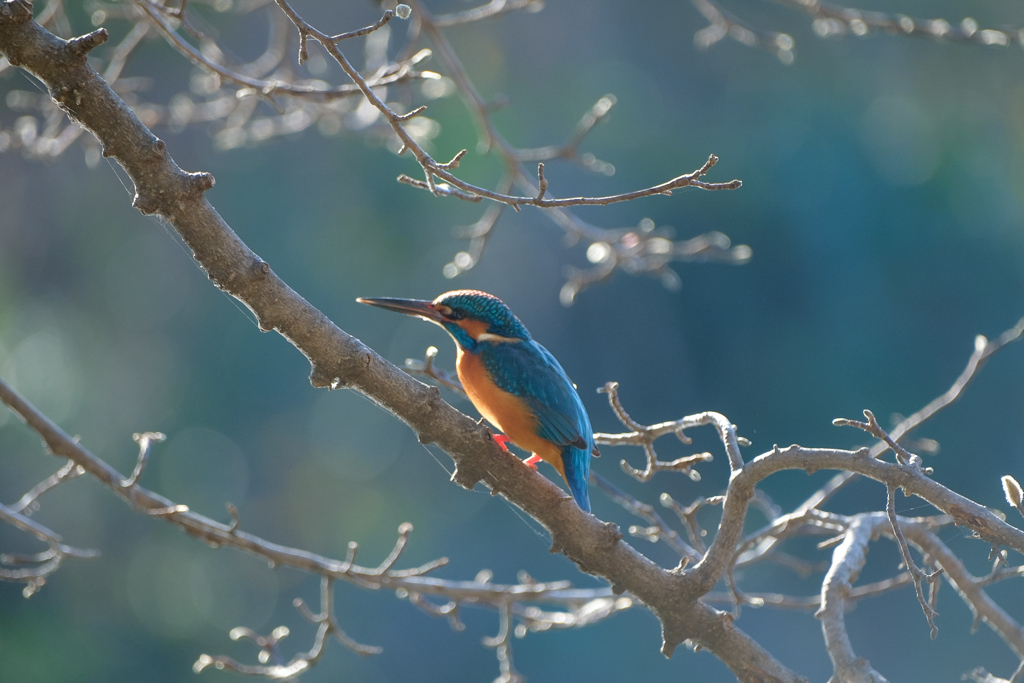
[2,0,1024,680]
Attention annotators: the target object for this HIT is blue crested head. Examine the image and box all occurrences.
[431,290,531,348]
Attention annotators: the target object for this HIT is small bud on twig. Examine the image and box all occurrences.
[1001,475,1024,517]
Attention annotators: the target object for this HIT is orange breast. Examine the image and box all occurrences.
[456,347,565,478]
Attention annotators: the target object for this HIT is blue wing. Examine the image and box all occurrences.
[480,340,593,512]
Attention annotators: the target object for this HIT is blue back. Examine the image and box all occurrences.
[478,339,593,512]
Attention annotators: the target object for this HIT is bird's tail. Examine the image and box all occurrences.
[561,445,591,513]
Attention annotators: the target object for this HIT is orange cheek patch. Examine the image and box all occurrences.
[457,319,490,340]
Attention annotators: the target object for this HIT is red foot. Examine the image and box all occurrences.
[491,433,511,452]
[523,453,542,470]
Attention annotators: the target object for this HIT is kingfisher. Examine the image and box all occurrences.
[357,290,597,512]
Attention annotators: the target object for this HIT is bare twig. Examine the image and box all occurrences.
[591,472,701,564]
[596,381,729,481]
[328,7,399,43]
[482,602,523,683]
[441,178,510,278]
[834,408,923,466]
[432,0,544,28]
[195,577,383,678]
[886,486,942,638]
[393,151,741,207]
[137,0,431,101]
[704,572,914,609]
[777,0,1024,49]
[0,500,98,596]
[691,0,1024,62]
[691,0,795,63]
[661,492,724,556]
[9,459,83,514]
[404,345,464,395]
[964,664,1024,683]
[121,430,165,488]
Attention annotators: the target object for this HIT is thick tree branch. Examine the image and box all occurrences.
[815,511,1024,681]
[817,514,890,682]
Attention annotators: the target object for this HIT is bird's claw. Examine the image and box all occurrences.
[523,453,542,470]
[491,433,511,453]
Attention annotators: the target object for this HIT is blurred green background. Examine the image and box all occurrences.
[2,0,1024,680]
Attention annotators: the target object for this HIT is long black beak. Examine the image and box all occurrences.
[356,296,445,323]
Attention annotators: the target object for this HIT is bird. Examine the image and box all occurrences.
[357,290,597,512]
